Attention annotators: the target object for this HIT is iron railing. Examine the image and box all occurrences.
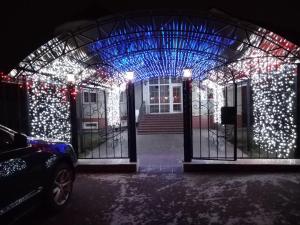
[137,101,146,123]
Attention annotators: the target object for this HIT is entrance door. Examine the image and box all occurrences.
[148,77,182,114]
[159,85,170,113]
[171,86,182,113]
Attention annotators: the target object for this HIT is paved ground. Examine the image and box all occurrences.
[18,172,300,225]
[137,133,183,172]
[23,131,299,225]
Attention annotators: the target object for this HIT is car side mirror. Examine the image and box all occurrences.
[14,133,28,148]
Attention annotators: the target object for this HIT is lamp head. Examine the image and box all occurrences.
[67,74,75,83]
[183,69,192,79]
[125,71,134,81]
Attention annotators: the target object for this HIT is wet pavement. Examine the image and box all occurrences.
[12,131,300,225]
[17,172,300,225]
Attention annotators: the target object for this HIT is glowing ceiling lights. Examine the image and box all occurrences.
[89,21,236,81]
[5,13,299,160]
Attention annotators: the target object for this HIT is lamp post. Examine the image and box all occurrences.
[126,72,137,162]
[182,69,193,162]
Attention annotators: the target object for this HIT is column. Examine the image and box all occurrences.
[183,76,193,162]
[127,80,137,162]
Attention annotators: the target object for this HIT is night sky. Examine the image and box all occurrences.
[0,0,299,73]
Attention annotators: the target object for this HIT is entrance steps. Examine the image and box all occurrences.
[138,113,183,134]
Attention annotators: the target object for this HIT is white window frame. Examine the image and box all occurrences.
[83,91,97,104]
[148,76,182,114]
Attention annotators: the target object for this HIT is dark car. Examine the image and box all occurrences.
[0,124,77,222]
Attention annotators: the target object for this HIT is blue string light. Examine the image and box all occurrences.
[89,21,236,81]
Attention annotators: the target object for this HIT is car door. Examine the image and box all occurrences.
[0,129,43,216]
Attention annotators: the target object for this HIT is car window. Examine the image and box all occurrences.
[0,129,14,152]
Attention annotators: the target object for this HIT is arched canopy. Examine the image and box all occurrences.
[9,10,300,86]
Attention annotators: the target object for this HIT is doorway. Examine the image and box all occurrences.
[147,77,183,114]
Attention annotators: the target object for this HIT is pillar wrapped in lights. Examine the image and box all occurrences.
[28,78,71,142]
[251,64,297,158]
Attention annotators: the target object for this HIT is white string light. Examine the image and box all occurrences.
[107,85,121,126]
[28,78,71,142]
[251,63,296,158]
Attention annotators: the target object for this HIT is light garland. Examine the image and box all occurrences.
[28,79,71,142]
[106,85,121,126]
[192,79,224,124]
[251,64,297,158]
[90,21,236,81]
[5,17,299,160]
[202,79,224,124]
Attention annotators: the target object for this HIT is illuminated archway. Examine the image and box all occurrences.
[8,10,300,159]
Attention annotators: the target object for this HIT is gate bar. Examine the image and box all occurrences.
[183,78,193,162]
[127,81,137,162]
[233,83,237,161]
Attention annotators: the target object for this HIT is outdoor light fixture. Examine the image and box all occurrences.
[125,71,134,81]
[67,74,75,83]
[183,69,192,78]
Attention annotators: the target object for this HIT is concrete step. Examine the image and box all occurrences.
[138,113,184,134]
[138,131,183,134]
[139,123,183,125]
[138,128,183,131]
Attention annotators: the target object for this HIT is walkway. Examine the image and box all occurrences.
[17,172,300,225]
[137,133,183,172]
[82,128,245,170]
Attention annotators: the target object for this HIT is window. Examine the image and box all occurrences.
[149,77,159,84]
[150,105,159,113]
[149,86,159,104]
[83,92,97,103]
[148,76,182,114]
[160,85,169,103]
[160,77,169,84]
[90,93,97,103]
[160,105,170,113]
[171,77,182,83]
[84,92,89,103]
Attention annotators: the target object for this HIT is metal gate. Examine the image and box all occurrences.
[76,86,128,159]
[192,80,237,160]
